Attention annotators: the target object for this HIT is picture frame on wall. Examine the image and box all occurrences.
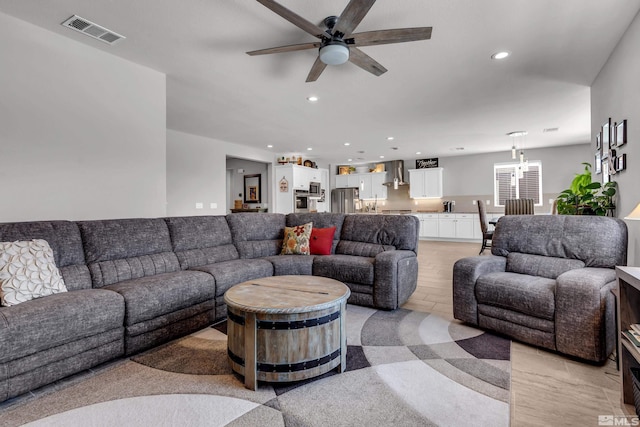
[616,119,627,147]
[595,151,602,174]
[602,118,611,149]
[596,132,601,150]
[617,153,627,172]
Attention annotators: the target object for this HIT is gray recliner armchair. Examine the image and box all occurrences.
[453,215,627,362]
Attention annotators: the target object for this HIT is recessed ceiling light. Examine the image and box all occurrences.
[491,51,510,60]
[416,151,421,155]
[344,142,350,146]
[379,155,385,159]
[306,96,318,102]
[387,136,394,141]
[348,158,353,162]
[307,147,312,151]
[266,144,273,148]
[507,131,528,137]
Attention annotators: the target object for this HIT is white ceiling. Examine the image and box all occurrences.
[1,0,639,165]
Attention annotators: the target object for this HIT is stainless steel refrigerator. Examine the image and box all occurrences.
[331,188,360,213]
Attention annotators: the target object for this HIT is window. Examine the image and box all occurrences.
[494,161,542,207]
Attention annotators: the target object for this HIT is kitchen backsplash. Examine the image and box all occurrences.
[375,187,559,214]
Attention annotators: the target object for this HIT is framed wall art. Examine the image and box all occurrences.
[595,151,602,174]
[617,153,627,172]
[616,119,627,147]
[602,118,612,149]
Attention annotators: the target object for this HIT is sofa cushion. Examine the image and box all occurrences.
[264,255,314,276]
[313,254,375,285]
[475,272,556,320]
[192,259,273,297]
[0,239,68,306]
[104,270,215,326]
[0,221,91,291]
[165,216,239,269]
[0,288,124,363]
[226,213,285,258]
[281,223,312,255]
[336,240,394,257]
[492,215,627,267]
[310,227,336,255]
[78,219,181,288]
[340,214,419,252]
[506,253,585,279]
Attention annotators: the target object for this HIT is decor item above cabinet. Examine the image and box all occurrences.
[408,168,443,199]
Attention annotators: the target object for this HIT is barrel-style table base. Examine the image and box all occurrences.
[224,276,350,390]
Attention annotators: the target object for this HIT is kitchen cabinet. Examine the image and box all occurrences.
[408,168,443,199]
[416,213,439,238]
[416,213,478,240]
[334,172,388,199]
[274,164,328,213]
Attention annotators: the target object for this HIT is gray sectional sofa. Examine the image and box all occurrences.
[0,212,419,402]
[453,215,627,362]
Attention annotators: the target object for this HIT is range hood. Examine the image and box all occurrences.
[383,160,408,187]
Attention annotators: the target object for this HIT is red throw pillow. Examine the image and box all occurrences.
[309,226,336,255]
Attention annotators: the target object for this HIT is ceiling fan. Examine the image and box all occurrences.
[247,0,432,82]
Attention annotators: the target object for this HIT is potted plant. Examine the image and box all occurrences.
[556,162,616,216]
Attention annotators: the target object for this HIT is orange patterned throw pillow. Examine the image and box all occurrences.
[281,222,313,255]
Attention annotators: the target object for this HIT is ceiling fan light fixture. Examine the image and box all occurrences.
[319,42,349,65]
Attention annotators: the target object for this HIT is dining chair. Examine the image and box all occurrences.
[504,198,534,215]
[476,200,493,255]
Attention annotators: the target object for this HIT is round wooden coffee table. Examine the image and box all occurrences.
[224,275,350,390]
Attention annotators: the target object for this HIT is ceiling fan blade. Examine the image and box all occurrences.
[350,27,432,47]
[256,0,328,39]
[348,47,387,76]
[333,0,377,37]
[247,42,320,56]
[306,57,328,82]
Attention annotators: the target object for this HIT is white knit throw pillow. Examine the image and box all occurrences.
[0,239,67,306]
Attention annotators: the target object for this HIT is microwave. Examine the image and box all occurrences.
[309,181,321,198]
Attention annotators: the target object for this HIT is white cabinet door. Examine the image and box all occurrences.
[335,175,349,188]
[438,214,456,238]
[423,168,443,198]
[292,166,309,190]
[455,214,475,239]
[347,174,361,189]
[358,174,373,199]
[421,213,439,237]
[408,170,425,198]
[408,168,443,198]
[370,172,387,200]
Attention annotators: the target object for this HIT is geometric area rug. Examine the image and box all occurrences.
[1,305,511,427]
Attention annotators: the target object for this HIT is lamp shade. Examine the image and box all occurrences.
[319,43,349,65]
[625,203,640,220]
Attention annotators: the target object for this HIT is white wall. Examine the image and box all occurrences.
[166,129,273,216]
[434,144,591,197]
[0,12,166,222]
[592,10,640,266]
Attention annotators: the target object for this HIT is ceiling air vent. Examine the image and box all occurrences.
[61,15,125,45]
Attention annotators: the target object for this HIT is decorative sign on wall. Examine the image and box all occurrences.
[279,176,289,192]
[416,158,439,169]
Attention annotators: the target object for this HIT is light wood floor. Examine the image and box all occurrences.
[402,240,622,426]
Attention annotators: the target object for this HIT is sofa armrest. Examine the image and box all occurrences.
[555,267,617,362]
[374,250,418,309]
[453,255,506,325]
